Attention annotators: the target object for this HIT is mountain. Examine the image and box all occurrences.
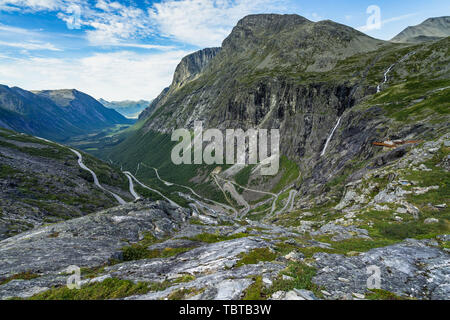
[98,98,151,119]
[0,86,133,142]
[0,13,448,301]
[0,127,138,240]
[107,14,448,194]
[391,16,450,43]
[104,13,448,228]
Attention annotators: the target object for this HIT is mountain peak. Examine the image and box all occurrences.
[235,13,311,28]
[391,16,450,43]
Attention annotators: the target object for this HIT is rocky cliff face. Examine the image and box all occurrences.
[113,14,448,203]
[172,47,221,90]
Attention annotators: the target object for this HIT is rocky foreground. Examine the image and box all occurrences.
[0,133,449,300]
[0,197,448,300]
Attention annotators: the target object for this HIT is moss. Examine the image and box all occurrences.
[377,221,448,240]
[79,266,107,279]
[121,245,191,262]
[242,263,323,300]
[173,274,196,284]
[243,276,264,300]
[365,289,410,300]
[167,288,200,300]
[0,271,40,286]
[23,278,154,300]
[189,218,207,226]
[235,248,277,267]
[268,263,323,298]
[187,232,249,244]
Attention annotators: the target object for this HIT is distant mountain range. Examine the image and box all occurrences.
[98,98,151,119]
[0,86,133,141]
[391,16,450,43]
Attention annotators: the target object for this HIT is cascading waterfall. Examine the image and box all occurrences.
[321,116,342,156]
[377,64,395,93]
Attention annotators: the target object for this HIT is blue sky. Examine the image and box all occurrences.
[0,0,448,100]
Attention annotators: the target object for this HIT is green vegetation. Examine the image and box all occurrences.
[372,80,450,122]
[106,130,227,204]
[271,156,300,193]
[235,165,255,186]
[235,248,277,267]
[23,278,155,300]
[0,164,19,178]
[0,271,40,286]
[242,276,264,300]
[186,232,249,243]
[366,289,410,300]
[167,288,201,300]
[121,245,191,262]
[242,262,323,300]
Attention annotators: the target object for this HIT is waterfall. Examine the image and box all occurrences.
[377,64,395,93]
[321,116,342,156]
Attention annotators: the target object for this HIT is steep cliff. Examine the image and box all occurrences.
[109,14,449,209]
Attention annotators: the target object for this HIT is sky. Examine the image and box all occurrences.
[0,0,448,101]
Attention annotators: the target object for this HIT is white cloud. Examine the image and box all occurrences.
[0,0,292,101]
[358,13,417,32]
[310,12,323,21]
[0,0,154,46]
[1,0,290,47]
[0,50,192,101]
[0,23,40,35]
[0,40,61,50]
[0,0,63,11]
[149,0,289,47]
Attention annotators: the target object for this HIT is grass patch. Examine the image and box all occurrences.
[23,278,155,300]
[235,248,277,267]
[242,263,323,300]
[271,156,299,193]
[377,221,448,240]
[366,289,410,300]
[234,165,255,186]
[243,276,264,300]
[0,271,40,286]
[167,288,201,300]
[187,232,249,243]
[122,245,191,262]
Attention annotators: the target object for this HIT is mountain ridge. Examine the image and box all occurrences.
[0,85,133,141]
[98,98,151,119]
[108,14,449,209]
[391,16,450,43]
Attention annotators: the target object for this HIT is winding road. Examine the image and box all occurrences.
[70,148,126,205]
[122,171,180,208]
[139,163,237,214]
[274,190,298,216]
[123,172,140,201]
